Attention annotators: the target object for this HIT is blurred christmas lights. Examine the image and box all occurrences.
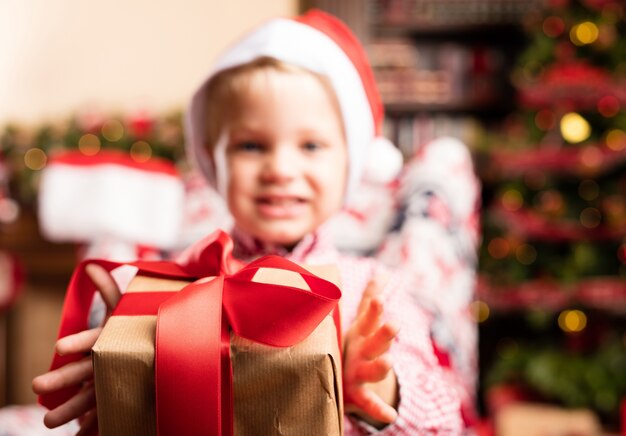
[101,119,124,142]
[130,140,152,163]
[470,300,490,323]
[24,148,47,170]
[516,243,537,265]
[570,21,600,46]
[578,179,600,201]
[558,309,587,333]
[78,133,101,156]
[502,189,524,211]
[560,112,591,143]
[606,129,626,151]
[580,207,602,228]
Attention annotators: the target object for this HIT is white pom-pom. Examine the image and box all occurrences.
[362,137,404,184]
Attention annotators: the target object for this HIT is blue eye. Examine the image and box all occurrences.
[302,141,322,152]
[236,141,263,152]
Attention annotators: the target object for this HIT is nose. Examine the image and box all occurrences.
[260,144,298,184]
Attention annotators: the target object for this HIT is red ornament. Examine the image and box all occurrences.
[597,95,620,117]
[543,16,565,37]
[128,111,153,138]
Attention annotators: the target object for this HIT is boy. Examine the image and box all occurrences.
[34,10,463,434]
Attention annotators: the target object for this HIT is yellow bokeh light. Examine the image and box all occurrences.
[606,129,626,151]
[560,112,591,143]
[24,148,47,170]
[558,309,587,333]
[101,120,124,142]
[470,300,490,323]
[570,21,599,46]
[78,134,101,156]
[502,189,523,211]
[130,141,152,163]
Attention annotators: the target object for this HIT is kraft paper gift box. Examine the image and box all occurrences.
[92,263,344,436]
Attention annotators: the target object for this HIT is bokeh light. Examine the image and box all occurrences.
[130,141,152,163]
[580,146,603,169]
[516,243,537,265]
[78,134,101,156]
[24,148,47,170]
[543,16,565,37]
[488,237,510,259]
[537,190,564,215]
[502,189,524,211]
[469,300,490,323]
[523,170,547,190]
[101,119,124,142]
[578,179,600,201]
[606,129,626,151]
[535,109,556,131]
[597,95,620,117]
[580,207,602,228]
[558,309,587,333]
[560,112,591,143]
[570,21,600,46]
[0,198,20,223]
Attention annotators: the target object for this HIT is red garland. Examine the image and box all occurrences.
[491,144,626,176]
[492,205,626,243]
[477,275,626,311]
[517,62,626,109]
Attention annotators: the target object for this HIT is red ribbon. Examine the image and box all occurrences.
[39,230,342,435]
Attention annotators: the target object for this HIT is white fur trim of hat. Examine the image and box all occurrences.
[38,150,185,249]
[185,9,402,200]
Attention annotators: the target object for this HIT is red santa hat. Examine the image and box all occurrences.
[185,9,402,198]
[38,150,185,251]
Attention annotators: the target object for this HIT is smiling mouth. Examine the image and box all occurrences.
[255,196,307,218]
[256,196,306,206]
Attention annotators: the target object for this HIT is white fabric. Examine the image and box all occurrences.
[185,18,374,200]
[39,162,185,248]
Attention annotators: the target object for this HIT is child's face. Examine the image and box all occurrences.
[221,70,347,248]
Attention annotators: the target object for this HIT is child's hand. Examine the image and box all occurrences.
[32,264,121,435]
[343,276,400,427]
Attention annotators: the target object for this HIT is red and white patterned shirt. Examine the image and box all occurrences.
[232,226,463,435]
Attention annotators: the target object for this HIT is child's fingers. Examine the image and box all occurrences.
[354,354,393,384]
[43,384,96,429]
[354,297,383,338]
[356,275,388,314]
[360,323,399,360]
[76,409,98,436]
[32,357,93,395]
[85,264,121,310]
[350,386,398,424]
[55,328,103,356]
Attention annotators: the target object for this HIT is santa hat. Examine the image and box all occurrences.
[185,9,402,198]
[38,150,185,251]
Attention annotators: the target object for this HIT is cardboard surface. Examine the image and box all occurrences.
[92,266,343,436]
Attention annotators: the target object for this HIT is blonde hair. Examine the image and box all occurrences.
[203,56,343,152]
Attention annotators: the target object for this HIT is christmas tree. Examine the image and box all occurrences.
[477,0,626,427]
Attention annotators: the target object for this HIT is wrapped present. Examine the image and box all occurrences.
[40,230,343,436]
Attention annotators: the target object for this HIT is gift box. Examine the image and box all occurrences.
[40,230,343,436]
[93,266,343,436]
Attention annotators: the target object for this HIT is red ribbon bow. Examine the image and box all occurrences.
[39,230,342,435]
